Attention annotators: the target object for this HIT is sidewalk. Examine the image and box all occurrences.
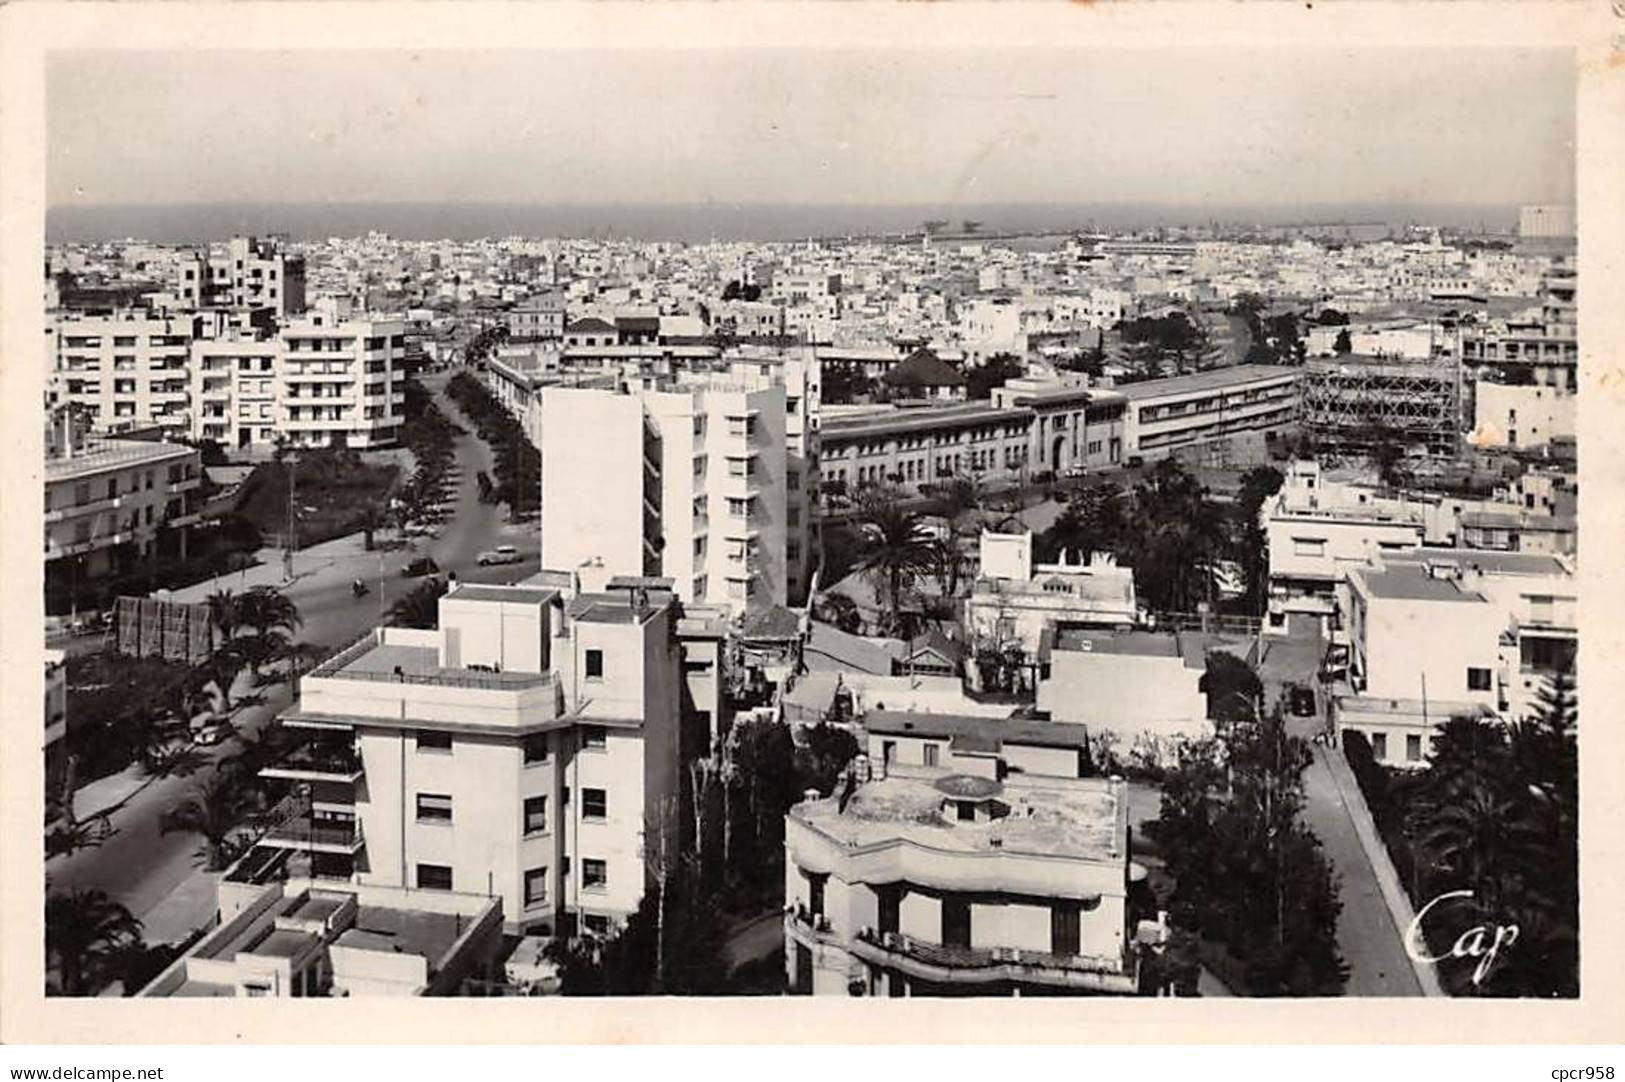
[165,531,382,604]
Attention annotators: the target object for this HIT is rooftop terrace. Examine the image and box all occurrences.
[1357,563,1487,604]
[793,770,1124,862]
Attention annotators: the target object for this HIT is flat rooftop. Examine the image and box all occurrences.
[1395,547,1570,578]
[1053,627,1177,658]
[446,583,559,606]
[1358,564,1487,604]
[45,438,192,482]
[794,771,1124,862]
[1117,364,1299,401]
[342,905,464,968]
[247,927,319,960]
[567,591,667,625]
[335,639,552,688]
[864,709,1093,752]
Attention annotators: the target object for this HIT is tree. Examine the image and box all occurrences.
[236,585,302,640]
[821,363,874,405]
[1037,480,1128,564]
[794,724,860,795]
[1333,328,1353,354]
[851,493,937,635]
[196,639,250,710]
[46,889,143,996]
[206,589,241,646]
[965,353,1024,400]
[1201,651,1264,728]
[389,577,450,629]
[159,774,257,871]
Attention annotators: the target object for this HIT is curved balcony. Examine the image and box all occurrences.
[848,927,1137,994]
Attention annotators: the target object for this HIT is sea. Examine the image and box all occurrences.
[45,201,1522,245]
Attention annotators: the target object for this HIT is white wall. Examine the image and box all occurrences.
[540,387,645,577]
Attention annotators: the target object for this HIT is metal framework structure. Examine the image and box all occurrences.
[1300,356,1460,455]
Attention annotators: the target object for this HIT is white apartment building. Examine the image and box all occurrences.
[1035,627,1213,756]
[1340,560,1505,766]
[1266,460,1427,637]
[262,580,687,937]
[190,337,282,449]
[175,235,307,317]
[784,727,1159,997]
[541,380,792,616]
[1471,381,1575,452]
[276,316,408,448]
[43,412,204,585]
[49,312,200,438]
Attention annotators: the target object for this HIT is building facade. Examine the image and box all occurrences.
[258,580,687,937]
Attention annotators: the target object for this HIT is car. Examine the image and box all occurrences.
[478,544,523,566]
[402,522,438,538]
[193,721,235,747]
[402,556,441,578]
[1288,684,1318,718]
[1061,466,1089,479]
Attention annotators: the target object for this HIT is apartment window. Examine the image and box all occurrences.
[416,864,453,891]
[416,730,452,753]
[582,788,607,820]
[583,914,611,936]
[582,725,607,750]
[582,859,608,890]
[1371,733,1388,761]
[807,872,826,917]
[524,867,548,908]
[416,793,453,823]
[1406,735,1423,763]
[1051,902,1082,956]
[922,743,940,767]
[1467,667,1493,692]
[584,649,604,681]
[523,795,548,835]
[523,733,549,765]
[1293,537,1326,558]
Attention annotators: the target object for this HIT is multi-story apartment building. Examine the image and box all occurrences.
[540,380,793,615]
[508,292,568,343]
[1119,365,1300,459]
[1459,267,1577,423]
[48,311,200,439]
[1340,559,1505,766]
[189,336,282,449]
[783,724,1160,997]
[175,235,307,317]
[43,412,204,589]
[255,580,688,937]
[276,315,408,448]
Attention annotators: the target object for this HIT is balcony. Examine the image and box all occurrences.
[261,813,364,855]
[848,926,1137,994]
[260,741,364,783]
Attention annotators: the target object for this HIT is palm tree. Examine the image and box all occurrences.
[196,639,249,711]
[46,889,143,996]
[206,588,241,647]
[853,495,936,633]
[236,585,303,640]
[1419,777,1543,913]
[389,577,449,629]
[160,774,257,872]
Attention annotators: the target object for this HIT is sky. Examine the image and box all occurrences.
[47,48,1576,210]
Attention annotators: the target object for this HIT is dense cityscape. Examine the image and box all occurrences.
[39,200,1577,1001]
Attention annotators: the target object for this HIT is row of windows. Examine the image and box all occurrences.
[416,786,609,828]
[414,725,608,757]
[417,858,608,896]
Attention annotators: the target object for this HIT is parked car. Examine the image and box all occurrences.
[402,522,438,538]
[192,720,235,747]
[402,556,441,578]
[477,544,523,566]
[1288,684,1318,718]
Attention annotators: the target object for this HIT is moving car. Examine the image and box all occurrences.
[402,556,441,578]
[477,544,523,566]
[1288,684,1318,718]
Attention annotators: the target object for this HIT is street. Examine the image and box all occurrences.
[46,375,539,948]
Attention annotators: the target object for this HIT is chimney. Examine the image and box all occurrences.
[803,788,820,805]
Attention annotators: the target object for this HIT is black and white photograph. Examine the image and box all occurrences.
[2,0,1622,1061]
